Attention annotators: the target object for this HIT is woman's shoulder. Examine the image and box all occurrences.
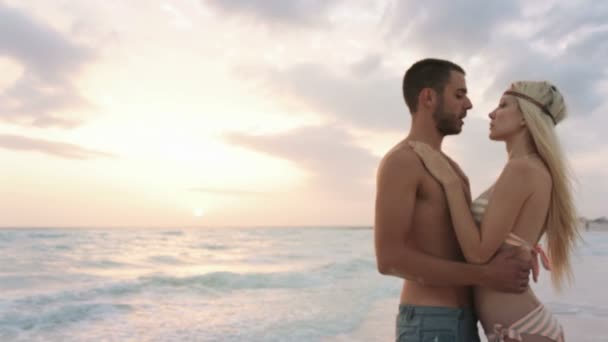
[503,157,552,187]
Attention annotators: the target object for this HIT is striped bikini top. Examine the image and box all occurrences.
[470,195,552,282]
[471,196,488,225]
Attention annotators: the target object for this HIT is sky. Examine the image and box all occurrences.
[0,0,606,228]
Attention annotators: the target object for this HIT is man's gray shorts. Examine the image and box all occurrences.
[396,305,480,342]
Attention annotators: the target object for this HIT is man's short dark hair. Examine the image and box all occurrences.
[402,58,465,113]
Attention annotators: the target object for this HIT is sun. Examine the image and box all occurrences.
[193,208,205,217]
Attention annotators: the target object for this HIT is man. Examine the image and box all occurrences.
[374,58,532,341]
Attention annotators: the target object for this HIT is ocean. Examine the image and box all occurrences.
[0,227,606,341]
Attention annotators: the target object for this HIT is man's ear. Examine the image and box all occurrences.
[420,88,437,109]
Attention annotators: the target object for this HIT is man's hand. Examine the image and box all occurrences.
[481,246,532,293]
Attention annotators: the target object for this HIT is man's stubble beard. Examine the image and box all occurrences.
[432,96,461,136]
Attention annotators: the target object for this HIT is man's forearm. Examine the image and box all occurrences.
[380,247,487,287]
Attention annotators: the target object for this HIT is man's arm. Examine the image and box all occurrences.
[374,150,530,291]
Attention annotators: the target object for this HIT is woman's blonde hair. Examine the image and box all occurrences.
[510,81,580,290]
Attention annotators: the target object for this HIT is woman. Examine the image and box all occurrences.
[409,81,579,342]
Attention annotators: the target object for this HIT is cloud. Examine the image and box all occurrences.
[532,2,608,42]
[203,0,342,27]
[350,54,383,77]
[0,134,116,160]
[242,62,408,132]
[0,3,95,128]
[383,1,520,55]
[481,39,607,117]
[224,125,379,197]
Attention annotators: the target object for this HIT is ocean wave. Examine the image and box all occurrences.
[27,232,69,239]
[0,231,16,242]
[147,255,184,264]
[0,275,68,290]
[80,259,129,268]
[241,254,310,264]
[318,258,376,276]
[198,243,230,250]
[9,270,321,308]
[160,231,184,236]
[139,271,318,291]
[0,303,132,332]
[11,282,144,308]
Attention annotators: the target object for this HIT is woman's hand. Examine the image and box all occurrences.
[408,141,460,187]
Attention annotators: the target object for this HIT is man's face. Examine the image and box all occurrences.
[433,71,473,136]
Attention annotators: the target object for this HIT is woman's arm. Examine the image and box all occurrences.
[408,141,534,264]
[445,160,533,264]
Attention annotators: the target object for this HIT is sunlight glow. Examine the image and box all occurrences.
[193,208,205,217]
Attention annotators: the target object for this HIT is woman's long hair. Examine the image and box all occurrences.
[511,81,580,290]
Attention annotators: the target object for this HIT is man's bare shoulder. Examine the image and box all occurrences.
[378,140,425,177]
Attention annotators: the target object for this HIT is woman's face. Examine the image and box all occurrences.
[488,94,526,141]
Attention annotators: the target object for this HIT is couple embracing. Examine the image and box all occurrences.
[374,58,579,342]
